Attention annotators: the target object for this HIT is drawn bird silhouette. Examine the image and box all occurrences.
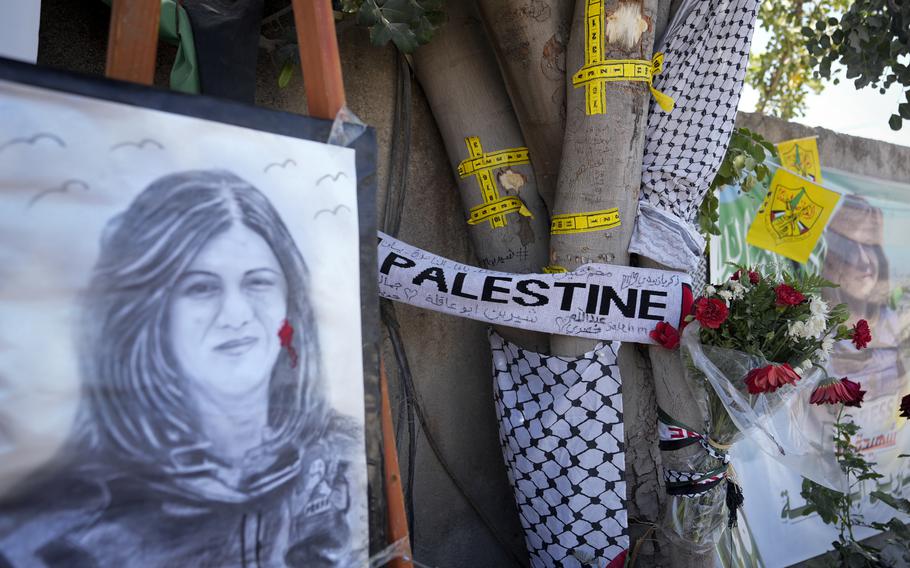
[27,179,90,209]
[313,204,352,219]
[110,138,164,151]
[0,133,66,154]
[316,172,348,185]
[264,159,297,173]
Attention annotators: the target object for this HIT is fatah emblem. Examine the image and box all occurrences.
[767,183,823,242]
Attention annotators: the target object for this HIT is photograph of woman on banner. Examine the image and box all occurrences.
[821,195,909,403]
[0,170,362,567]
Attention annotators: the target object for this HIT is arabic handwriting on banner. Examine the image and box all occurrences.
[376,232,692,344]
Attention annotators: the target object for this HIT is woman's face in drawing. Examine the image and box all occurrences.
[168,223,288,397]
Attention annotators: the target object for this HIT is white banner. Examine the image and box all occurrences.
[377,232,692,344]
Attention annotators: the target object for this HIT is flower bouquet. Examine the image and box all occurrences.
[652,267,871,551]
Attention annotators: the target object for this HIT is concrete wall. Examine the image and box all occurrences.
[736,111,910,184]
[32,4,909,567]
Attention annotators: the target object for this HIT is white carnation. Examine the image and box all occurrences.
[729,281,746,300]
[809,295,829,317]
[806,315,827,338]
[822,337,835,354]
[718,290,733,304]
[788,321,808,339]
[794,359,812,376]
[705,285,717,296]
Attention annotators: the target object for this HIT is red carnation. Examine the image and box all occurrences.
[851,319,872,350]
[900,394,910,419]
[745,363,801,394]
[694,297,729,329]
[774,284,806,307]
[730,269,760,284]
[650,322,681,349]
[810,377,865,407]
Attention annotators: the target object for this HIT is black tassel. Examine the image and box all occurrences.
[725,479,744,528]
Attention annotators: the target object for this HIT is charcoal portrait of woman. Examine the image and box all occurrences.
[0,170,364,567]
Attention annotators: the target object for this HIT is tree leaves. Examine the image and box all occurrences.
[747,0,851,119]
[696,128,775,237]
[354,0,445,53]
[804,0,910,130]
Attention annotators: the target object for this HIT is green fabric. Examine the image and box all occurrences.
[159,1,199,94]
[100,0,200,93]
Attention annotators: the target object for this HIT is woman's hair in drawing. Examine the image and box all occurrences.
[79,170,326,470]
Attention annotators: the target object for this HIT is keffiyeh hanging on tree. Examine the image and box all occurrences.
[489,331,627,568]
[629,0,761,271]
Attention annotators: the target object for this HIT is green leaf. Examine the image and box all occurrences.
[870,490,910,514]
[278,60,294,88]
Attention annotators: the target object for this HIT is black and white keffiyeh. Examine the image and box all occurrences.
[629,0,761,271]
[490,331,627,567]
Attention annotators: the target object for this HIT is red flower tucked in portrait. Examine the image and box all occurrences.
[774,284,805,307]
[745,363,801,394]
[810,377,865,407]
[851,319,872,350]
[650,322,680,350]
[694,298,729,329]
[900,394,910,419]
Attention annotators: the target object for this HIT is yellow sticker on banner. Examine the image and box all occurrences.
[551,209,621,235]
[571,0,674,115]
[746,168,840,263]
[542,265,568,273]
[776,137,823,183]
[458,136,532,229]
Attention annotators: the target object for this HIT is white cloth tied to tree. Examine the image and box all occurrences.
[489,331,627,567]
[629,0,761,271]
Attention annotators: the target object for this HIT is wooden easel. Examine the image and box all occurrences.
[103,1,412,566]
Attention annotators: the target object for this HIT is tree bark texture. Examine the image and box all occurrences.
[412,1,551,352]
[475,0,573,211]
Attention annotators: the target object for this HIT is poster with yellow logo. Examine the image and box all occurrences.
[776,136,823,183]
[746,167,841,263]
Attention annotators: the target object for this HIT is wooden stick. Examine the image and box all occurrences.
[380,359,413,568]
[291,0,346,120]
[105,0,161,85]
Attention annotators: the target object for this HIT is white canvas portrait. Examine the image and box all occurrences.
[0,77,368,567]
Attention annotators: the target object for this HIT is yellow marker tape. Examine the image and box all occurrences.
[457,136,532,229]
[542,265,568,273]
[572,0,675,115]
[551,208,621,235]
[468,196,532,225]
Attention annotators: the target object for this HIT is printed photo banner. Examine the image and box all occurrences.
[377,232,692,344]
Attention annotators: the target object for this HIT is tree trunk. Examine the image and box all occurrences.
[412,1,550,352]
[475,0,573,211]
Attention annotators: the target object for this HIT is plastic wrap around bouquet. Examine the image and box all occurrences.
[655,269,856,551]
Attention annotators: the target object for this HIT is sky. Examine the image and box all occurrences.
[739,27,909,147]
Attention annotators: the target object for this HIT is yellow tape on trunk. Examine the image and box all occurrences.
[572,0,675,115]
[458,136,533,229]
[551,208,621,235]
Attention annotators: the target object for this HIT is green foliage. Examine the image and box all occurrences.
[698,128,776,237]
[798,411,910,566]
[345,0,445,53]
[803,0,910,130]
[748,0,851,119]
